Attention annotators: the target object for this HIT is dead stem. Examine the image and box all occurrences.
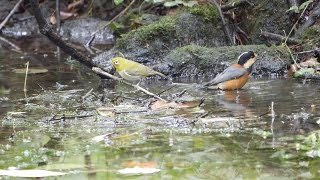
[23,62,29,93]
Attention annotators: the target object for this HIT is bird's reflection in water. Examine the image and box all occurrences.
[215,90,254,117]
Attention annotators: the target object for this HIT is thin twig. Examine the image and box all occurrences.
[294,49,315,54]
[157,84,176,96]
[85,0,136,47]
[116,95,142,101]
[260,31,302,44]
[0,36,21,51]
[177,89,187,97]
[92,67,164,100]
[198,98,205,107]
[284,42,300,67]
[270,101,275,149]
[82,88,94,100]
[208,0,234,45]
[23,61,29,92]
[284,2,309,44]
[56,0,61,33]
[197,112,208,118]
[115,109,148,114]
[0,0,24,31]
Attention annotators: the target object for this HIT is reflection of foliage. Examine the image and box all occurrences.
[270,130,320,164]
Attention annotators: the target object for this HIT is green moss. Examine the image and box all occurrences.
[301,27,320,40]
[117,16,176,49]
[188,4,218,22]
[168,44,289,66]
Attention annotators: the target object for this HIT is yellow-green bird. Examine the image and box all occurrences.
[111,57,166,82]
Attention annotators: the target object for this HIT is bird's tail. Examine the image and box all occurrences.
[156,72,167,78]
[201,82,218,90]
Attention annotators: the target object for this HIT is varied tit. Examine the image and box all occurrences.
[204,51,257,90]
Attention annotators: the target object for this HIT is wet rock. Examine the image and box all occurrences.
[159,44,291,78]
[94,44,290,79]
[1,2,51,37]
[93,6,228,74]
[60,18,114,45]
[93,4,291,78]
[1,1,114,45]
[0,0,18,21]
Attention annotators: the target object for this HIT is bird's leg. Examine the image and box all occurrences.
[129,80,143,93]
[136,79,142,86]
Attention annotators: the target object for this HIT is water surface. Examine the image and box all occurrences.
[0,43,320,179]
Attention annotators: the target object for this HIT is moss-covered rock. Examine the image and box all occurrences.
[93,4,292,79]
[116,16,176,49]
[93,6,228,73]
[156,44,290,78]
[188,4,219,22]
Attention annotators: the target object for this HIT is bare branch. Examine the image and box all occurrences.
[208,0,235,45]
[0,0,24,31]
[92,67,165,100]
[260,31,302,44]
[28,0,93,69]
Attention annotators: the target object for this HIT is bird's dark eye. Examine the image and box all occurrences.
[114,60,119,64]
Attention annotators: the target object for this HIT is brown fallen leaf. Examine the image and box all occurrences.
[50,11,77,25]
[67,0,85,11]
[117,167,160,175]
[96,107,115,117]
[149,100,200,110]
[123,161,157,168]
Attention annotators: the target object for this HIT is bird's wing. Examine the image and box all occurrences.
[126,65,158,77]
[205,66,247,86]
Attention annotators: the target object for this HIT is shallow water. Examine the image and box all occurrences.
[1,44,320,179]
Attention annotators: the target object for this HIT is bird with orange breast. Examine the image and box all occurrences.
[204,51,257,90]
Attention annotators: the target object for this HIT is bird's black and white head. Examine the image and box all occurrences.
[237,51,257,71]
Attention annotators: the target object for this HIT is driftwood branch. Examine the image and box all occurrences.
[0,36,21,50]
[28,0,165,101]
[221,0,253,11]
[260,31,302,44]
[0,0,24,31]
[208,0,234,45]
[28,0,93,69]
[92,67,164,100]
